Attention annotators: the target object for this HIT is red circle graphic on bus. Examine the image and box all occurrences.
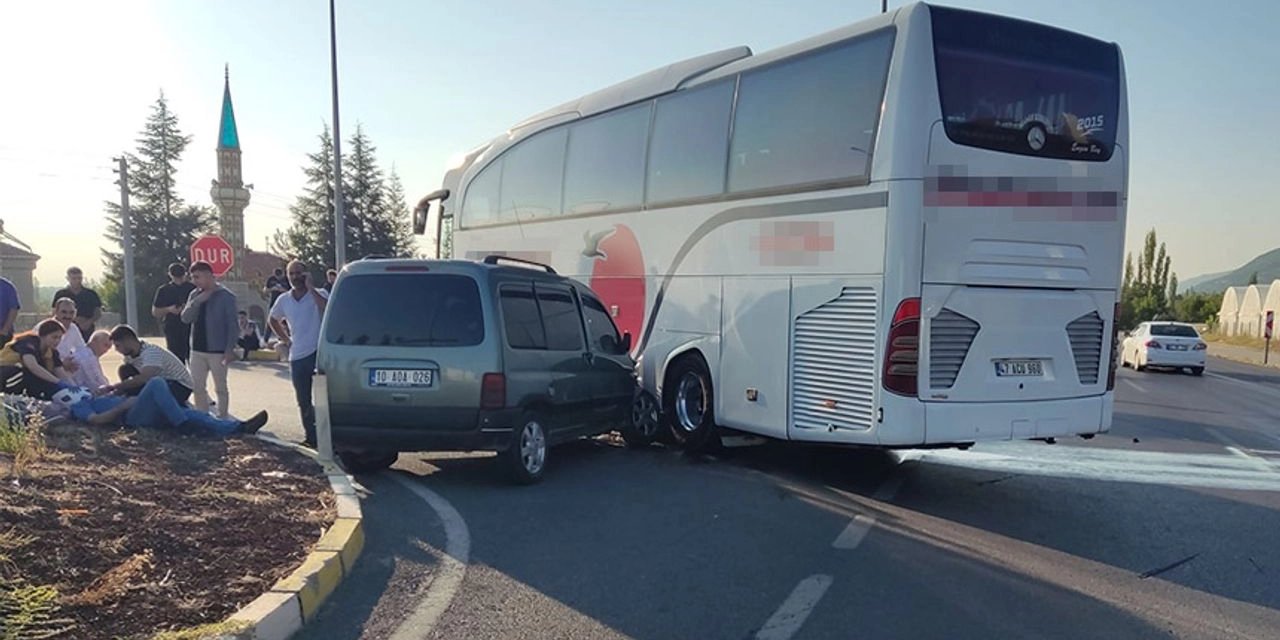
[583,224,646,347]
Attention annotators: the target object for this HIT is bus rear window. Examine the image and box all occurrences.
[931,6,1120,162]
[326,274,484,347]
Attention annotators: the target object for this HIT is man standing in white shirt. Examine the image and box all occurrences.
[269,260,328,447]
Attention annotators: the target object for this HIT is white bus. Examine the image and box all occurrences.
[415,2,1128,451]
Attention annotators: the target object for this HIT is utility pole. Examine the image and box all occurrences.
[329,0,347,270]
[114,157,138,328]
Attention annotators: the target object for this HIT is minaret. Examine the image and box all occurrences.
[210,65,250,281]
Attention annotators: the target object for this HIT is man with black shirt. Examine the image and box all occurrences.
[53,266,103,336]
[152,263,197,363]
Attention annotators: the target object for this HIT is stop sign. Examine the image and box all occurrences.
[190,235,234,277]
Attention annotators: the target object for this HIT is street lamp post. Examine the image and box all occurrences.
[329,0,347,270]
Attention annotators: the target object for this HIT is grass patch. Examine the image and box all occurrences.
[150,620,253,640]
[0,414,48,479]
[0,577,75,640]
[1202,332,1271,350]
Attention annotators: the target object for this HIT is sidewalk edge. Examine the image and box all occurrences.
[223,435,362,640]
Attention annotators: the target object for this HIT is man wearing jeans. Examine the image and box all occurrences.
[63,377,267,437]
[269,260,328,447]
[181,261,238,418]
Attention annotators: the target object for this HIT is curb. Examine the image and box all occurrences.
[222,435,363,640]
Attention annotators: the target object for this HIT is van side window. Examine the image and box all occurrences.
[580,294,624,354]
[500,285,546,349]
[536,285,584,352]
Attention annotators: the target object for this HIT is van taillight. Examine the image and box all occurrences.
[481,373,506,410]
[1107,302,1119,391]
[883,298,921,397]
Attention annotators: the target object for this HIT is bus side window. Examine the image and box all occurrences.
[646,80,734,204]
[728,30,894,193]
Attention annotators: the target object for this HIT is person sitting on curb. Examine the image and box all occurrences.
[0,319,74,399]
[104,324,196,406]
[55,377,268,437]
[236,310,262,361]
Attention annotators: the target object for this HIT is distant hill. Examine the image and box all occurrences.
[1183,248,1280,293]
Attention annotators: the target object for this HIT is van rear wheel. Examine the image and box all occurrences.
[664,355,719,452]
[501,412,548,485]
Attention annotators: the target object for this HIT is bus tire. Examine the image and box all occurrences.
[664,354,719,452]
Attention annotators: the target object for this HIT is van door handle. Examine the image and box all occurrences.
[583,352,594,364]
[391,393,409,403]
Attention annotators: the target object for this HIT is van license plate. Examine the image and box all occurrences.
[995,360,1044,377]
[370,369,434,388]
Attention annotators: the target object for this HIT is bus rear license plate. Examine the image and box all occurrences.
[370,369,434,388]
[995,360,1044,377]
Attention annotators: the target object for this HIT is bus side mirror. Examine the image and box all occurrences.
[620,331,632,354]
[412,203,428,235]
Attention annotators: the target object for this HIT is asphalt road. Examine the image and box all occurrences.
[214,355,1280,639]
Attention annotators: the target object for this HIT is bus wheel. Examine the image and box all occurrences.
[665,355,719,452]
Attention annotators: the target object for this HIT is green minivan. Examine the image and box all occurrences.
[317,256,639,483]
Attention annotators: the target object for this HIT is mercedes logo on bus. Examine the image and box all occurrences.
[1026,123,1048,151]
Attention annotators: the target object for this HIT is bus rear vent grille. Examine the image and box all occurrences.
[1068,312,1105,385]
[929,309,980,389]
[791,287,878,431]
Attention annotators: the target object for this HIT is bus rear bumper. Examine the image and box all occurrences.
[923,394,1108,445]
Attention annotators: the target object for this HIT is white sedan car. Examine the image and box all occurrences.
[1120,321,1207,376]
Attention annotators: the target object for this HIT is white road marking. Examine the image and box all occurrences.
[1122,376,1150,395]
[913,442,1280,492]
[755,574,834,640]
[831,514,876,550]
[1205,372,1280,402]
[388,473,472,640]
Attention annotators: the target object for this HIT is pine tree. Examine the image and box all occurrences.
[276,124,414,271]
[273,125,337,276]
[101,93,213,333]
[380,167,417,258]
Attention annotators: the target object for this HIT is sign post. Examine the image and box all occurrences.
[190,235,235,278]
[1265,310,1274,365]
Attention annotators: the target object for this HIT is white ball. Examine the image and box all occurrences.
[52,386,92,408]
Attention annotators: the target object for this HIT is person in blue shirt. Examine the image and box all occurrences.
[65,377,268,437]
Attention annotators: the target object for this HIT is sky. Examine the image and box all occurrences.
[2,0,1277,287]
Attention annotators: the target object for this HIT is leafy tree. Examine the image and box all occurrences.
[1119,228,1174,329]
[440,215,454,259]
[101,93,214,333]
[1173,291,1221,324]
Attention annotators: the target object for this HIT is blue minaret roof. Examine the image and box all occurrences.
[218,65,240,150]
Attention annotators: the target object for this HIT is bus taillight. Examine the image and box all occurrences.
[883,298,921,397]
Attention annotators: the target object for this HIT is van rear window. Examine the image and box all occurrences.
[325,274,484,347]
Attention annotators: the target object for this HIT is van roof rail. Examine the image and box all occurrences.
[483,254,557,274]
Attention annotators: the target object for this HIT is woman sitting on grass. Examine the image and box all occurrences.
[0,319,74,400]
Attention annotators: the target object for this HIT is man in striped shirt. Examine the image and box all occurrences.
[105,324,196,406]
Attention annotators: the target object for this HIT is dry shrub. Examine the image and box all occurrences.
[61,552,153,607]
